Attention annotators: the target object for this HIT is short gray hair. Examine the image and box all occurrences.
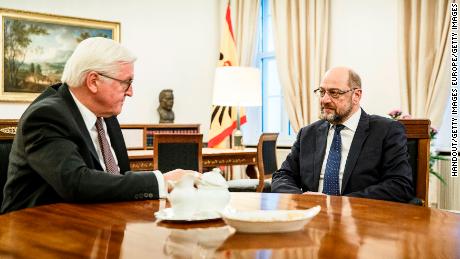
[348,69,362,89]
[61,37,137,87]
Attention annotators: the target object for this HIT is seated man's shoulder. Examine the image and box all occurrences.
[368,114,405,132]
[27,96,65,116]
[20,95,70,130]
[369,114,401,124]
[305,119,328,129]
[29,83,61,105]
[298,119,328,135]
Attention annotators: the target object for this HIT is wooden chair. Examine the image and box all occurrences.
[228,133,279,192]
[0,120,18,207]
[153,133,203,173]
[398,119,431,206]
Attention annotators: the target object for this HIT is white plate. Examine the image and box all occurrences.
[155,208,222,222]
[221,206,321,233]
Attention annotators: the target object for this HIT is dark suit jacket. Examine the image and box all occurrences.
[271,109,414,203]
[1,83,159,213]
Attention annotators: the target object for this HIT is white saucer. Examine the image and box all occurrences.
[155,208,222,222]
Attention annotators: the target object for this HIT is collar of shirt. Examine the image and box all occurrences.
[329,108,361,133]
[69,88,119,173]
[69,90,97,132]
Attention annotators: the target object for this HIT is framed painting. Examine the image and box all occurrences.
[0,8,120,102]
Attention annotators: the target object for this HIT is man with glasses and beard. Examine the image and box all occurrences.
[271,67,414,203]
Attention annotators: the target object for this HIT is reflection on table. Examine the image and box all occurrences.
[0,193,459,258]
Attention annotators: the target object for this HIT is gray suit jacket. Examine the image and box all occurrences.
[1,83,159,213]
[271,109,414,203]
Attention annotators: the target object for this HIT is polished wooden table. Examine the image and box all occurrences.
[0,193,458,258]
[128,148,258,177]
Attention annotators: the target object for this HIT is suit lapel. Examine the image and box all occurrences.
[58,84,100,167]
[341,110,370,194]
[313,121,329,191]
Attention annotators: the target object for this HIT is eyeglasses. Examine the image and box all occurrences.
[313,87,357,98]
[97,72,133,92]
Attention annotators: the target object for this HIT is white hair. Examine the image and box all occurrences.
[61,37,137,87]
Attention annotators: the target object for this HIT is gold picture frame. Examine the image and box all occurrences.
[0,8,120,102]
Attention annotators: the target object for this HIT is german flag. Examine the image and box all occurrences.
[208,2,247,148]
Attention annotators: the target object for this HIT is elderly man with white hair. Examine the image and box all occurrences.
[2,37,189,213]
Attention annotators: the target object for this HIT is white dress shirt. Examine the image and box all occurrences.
[318,109,361,193]
[69,91,166,198]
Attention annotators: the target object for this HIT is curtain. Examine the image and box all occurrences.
[270,0,330,132]
[398,0,451,128]
[231,0,261,66]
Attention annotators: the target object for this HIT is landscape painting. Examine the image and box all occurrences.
[1,9,120,102]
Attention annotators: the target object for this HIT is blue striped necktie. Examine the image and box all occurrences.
[322,124,345,195]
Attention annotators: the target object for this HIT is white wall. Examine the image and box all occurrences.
[328,0,401,116]
[0,0,220,140]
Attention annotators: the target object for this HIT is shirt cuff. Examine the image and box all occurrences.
[153,170,167,198]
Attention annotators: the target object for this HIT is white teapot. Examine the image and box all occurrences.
[167,173,197,218]
[196,168,230,213]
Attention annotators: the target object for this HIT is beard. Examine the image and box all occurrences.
[320,102,353,124]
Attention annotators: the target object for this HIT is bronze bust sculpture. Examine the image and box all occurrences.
[157,89,175,123]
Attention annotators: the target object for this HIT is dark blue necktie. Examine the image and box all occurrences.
[322,124,345,195]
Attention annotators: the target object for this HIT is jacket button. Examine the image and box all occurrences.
[134,194,138,199]
[144,193,149,198]
[148,193,153,198]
